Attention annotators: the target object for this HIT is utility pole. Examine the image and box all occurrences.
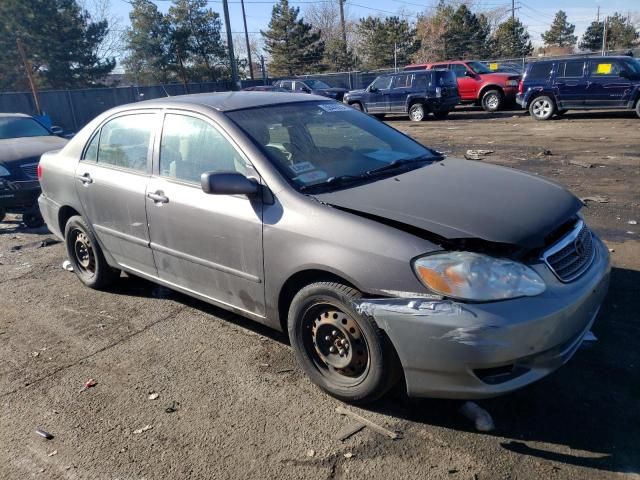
[394,42,397,72]
[260,55,267,85]
[339,0,347,55]
[240,0,254,80]
[596,6,600,22]
[222,0,239,89]
[602,16,607,55]
[16,38,42,116]
[511,0,515,21]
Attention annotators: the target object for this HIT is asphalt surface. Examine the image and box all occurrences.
[1,108,639,479]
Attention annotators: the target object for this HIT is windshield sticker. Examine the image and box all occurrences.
[296,170,328,183]
[364,150,411,162]
[318,103,351,112]
[289,161,315,174]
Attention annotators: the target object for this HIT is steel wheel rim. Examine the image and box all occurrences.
[71,229,96,276]
[533,99,551,118]
[302,302,370,386]
[410,106,423,121]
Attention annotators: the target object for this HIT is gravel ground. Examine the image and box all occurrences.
[0,108,638,480]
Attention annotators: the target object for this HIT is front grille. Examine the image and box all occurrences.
[542,220,595,282]
[21,163,39,180]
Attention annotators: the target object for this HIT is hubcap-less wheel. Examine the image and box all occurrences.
[531,97,553,119]
[71,229,96,276]
[409,104,425,121]
[304,305,369,383]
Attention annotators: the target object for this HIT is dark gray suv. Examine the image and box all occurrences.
[38,93,610,403]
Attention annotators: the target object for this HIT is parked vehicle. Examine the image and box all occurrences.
[343,70,460,121]
[39,92,610,403]
[517,56,640,120]
[242,85,290,92]
[405,60,521,112]
[272,79,348,101]
[0,113,67,227]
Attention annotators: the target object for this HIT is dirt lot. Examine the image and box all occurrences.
[1,108,638,480]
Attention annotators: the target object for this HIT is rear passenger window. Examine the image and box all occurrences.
[97,115,153,172]
[526,63,553,80]
[414,74,428,89]
[590,61,622,76]
[558,61,584,77]
[392,74,412,88]
[159,114,246,183]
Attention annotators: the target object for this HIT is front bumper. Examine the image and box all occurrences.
[0,179,41,209]
[355,235,611,399]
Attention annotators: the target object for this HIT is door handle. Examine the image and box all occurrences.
[77,173,93,184]
[147,191,169,204]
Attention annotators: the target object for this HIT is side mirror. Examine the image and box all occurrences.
[464,70,475,78]
[369,86,378,93]
[50,126,64,135]
[302,86,312,93]
[619,70,630,79]
[201,172,260,196]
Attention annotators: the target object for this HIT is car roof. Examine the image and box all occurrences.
[531,55,632,65]
[0,113,32,119]
[138,91,328,112]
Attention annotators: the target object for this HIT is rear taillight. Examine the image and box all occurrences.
[518,80,524,94]
[37,163,42,180]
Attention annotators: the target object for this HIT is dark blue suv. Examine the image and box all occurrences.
[343,70,460,121]
[517,56,640,120]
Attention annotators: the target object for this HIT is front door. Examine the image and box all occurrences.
[449,64,477,100]
[586,59,632,107]
[364,76,392,113]
[146,112,265,317]
[75,111,158,276]
[389,73,412,113]
[554,60,587,108]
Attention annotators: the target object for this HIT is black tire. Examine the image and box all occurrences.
[64,215,119,289]
[288,282,400,404]
[635,99,640,119]
[433,110,450,120]
[373,113,385,119]
[0,207,5,222]
[23,212,44,228]
[350,102,363,111]
[529,95,555,121]
[481,89,503,112]
[408,103,426,122]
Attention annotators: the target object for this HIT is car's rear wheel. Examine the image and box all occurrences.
[288,282,399,404]
[529,95,555,121]
[23,212,44,229]
[350,102,363,111]
[408,103,426,121]
[64,215,119,289]
[481,89,503,112]
[433,110,450,120]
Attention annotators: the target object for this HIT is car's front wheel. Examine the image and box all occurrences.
[350,102,363,111]
[481,89,503,112]
[64,215,119,289]
[408,103,426,121]
[529,95,555,121]
[288,282,399,404]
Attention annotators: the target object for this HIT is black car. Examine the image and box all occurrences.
[516,56,640,120]
[343,70,460,121]
[0,113,67,226]
[272,79,348,101]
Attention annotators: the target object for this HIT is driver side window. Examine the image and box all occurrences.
[450,64,468,78]
[370,76,392,90]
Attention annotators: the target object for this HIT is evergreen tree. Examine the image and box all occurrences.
[604,13,639,50]
[168,0,226,82]
[261,0,325,76]
[414,2,455,62]
[0,0,115,90]
[445,5,492,59]
[541,10,577,49]
[324,39,358,71]
[123,0,173,84]
[579,21,604,51]
[492,18,533,58]
[357,16,417,70]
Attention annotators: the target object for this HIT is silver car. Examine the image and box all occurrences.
[38,92,610,403]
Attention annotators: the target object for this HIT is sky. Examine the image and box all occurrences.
[108,0,638,65]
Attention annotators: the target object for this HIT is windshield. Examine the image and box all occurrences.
[623,58,640,75]
[0,117,51,140]
[305,79,331,89]
[227,102,438,191]
[467,61,492,74]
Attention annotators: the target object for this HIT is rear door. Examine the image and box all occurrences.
[586,59,632,107]
[364,76,392,113]
[75,111,158,276]
[389,73,412,113]
[146,111,265,317]
[554,60,587,107]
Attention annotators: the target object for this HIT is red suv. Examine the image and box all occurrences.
[405,60,521,112]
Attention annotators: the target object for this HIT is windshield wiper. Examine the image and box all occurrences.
[365,155,435,176]
[299,174,366,192]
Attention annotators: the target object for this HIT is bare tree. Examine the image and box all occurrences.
[80,0,125,61]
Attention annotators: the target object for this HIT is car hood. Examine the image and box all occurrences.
[313,158,582,249]
[346,89,365,95]
[0,136,67,166]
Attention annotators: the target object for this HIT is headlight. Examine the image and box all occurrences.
[506,80,519,87]
[0,165,10,177]
[413,252,546,301]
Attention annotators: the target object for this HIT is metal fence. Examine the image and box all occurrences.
[0,81,233,133]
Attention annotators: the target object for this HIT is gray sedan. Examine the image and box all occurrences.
[38,92,610,403]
